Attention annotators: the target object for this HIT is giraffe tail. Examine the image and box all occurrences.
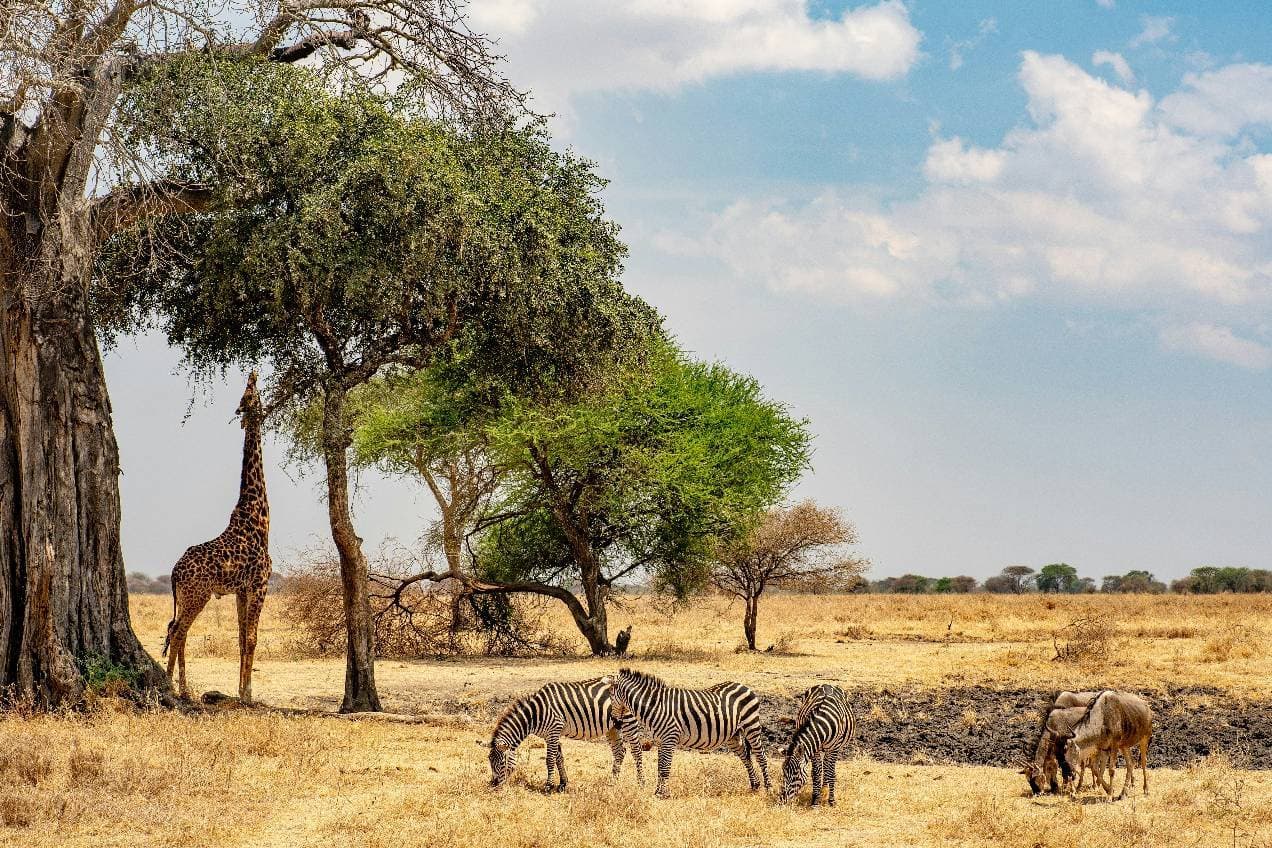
[162,578,178,657]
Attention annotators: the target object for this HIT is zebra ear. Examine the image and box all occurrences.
[600,674,614,685]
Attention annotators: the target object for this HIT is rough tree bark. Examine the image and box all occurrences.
[0,263,166,704]
[320,385,381,712]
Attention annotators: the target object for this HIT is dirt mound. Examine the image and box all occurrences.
[755,685,1272,769]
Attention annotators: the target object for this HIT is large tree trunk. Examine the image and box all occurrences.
[0,257,164,705]
[320,386,381,713]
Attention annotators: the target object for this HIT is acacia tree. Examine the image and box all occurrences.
[390,345,810,654]
[0,0,517,704]
[1036,563,1079,593]
[98,66,655,708]
[712,500,864,650]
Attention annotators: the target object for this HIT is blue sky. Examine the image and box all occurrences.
[108,1,1272,582]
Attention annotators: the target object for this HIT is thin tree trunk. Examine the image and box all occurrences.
[0,261,164,705]
[743,594,759,651]
[320,386,380,713]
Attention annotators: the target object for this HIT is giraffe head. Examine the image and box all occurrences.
[236,371,262,428]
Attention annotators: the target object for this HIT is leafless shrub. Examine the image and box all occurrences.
[278,550,566,658]
[1051,616,1117,664]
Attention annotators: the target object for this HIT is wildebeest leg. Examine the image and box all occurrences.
[1140,737,1150,796]
[1117,746,1135,800]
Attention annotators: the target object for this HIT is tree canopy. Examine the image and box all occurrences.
[97,59,659,704]
[362,343,811,654]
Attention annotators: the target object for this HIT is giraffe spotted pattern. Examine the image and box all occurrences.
[163,372,271,704]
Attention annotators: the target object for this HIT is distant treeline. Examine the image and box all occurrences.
[864,564,1272,595]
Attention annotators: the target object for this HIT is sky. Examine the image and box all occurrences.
[106,0,1272,583]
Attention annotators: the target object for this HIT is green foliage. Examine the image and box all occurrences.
[1036,562,1080,593]
[80,655,142,696]
[477,345,811,599]
[97,55,658,406]
[1178,566,1272,593]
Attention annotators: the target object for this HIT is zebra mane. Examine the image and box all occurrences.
[785,711,816,758]
[618,668,665,688]
[491,696,529,739]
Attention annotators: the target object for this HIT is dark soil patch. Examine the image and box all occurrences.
[755,685,1272,769]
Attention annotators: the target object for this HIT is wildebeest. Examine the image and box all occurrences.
[1056,690,1152,800]
[1018,691,1113,795]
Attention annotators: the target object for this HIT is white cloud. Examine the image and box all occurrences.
[663,52,1272,365]
[923,137,1005,183]
[1092,50,1134,84]
[1095,0,1115,8]
[469,0,922,111]
[1160,323,1272,370]
[1128,15,1175,49]
[1159,64,1272,136]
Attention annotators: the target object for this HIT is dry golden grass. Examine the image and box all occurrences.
[127,591,1272,710]
[7,592,1261,847]
[2,704,1270,848]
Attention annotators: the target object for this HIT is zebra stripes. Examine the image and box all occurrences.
[603,668,770,798]
[488,678,645,791]
[778,684,856,806]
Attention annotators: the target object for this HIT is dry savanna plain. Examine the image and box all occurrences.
[3,593,1271,848]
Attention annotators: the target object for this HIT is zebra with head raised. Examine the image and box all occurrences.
[778,683,856,806]
[488,678,645,792]
[602,668,770,798]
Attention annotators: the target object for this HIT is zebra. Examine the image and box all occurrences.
[778,684,856,806]
[487,678,646,791]
[602,668,770,799]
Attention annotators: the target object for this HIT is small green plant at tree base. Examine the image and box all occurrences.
[79,655,141,697]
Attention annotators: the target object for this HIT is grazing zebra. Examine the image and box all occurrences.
[488,678,645,791]
[779,684,856,806]
[602,668,770,799]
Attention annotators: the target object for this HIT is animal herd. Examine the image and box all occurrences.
[488,672,1155,806]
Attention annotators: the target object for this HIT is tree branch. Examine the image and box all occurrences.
[90,178,214,242]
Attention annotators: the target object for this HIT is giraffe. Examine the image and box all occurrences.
[163,371,272,704]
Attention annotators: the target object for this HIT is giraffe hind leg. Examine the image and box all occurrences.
[168,586,211,700]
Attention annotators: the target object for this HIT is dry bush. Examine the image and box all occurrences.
[1052,616,1117,664]
[1200,624,1266,662]
[278,553,567,658]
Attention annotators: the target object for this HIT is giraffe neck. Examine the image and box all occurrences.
[230,417,269,532]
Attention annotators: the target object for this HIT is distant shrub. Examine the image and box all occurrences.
[1051,616,1117,664]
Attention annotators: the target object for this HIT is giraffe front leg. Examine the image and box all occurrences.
[239,589,265,705]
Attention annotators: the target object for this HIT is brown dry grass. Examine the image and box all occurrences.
[5,592,1264,847]
[2,705,1270,848]
[126,591,1272,710]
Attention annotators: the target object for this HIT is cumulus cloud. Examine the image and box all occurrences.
[468,0,922,111]
[1160,323,1272,370]
[1159,64,1272,136]
[1092,50,1134,84]
[662,52,1272,363]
